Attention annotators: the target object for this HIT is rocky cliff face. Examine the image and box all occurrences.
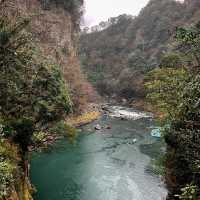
[5,0,94,112]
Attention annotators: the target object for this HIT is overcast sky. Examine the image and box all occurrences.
[82,0,150,27]
[82,0,184,27]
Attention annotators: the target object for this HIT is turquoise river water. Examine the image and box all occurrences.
[30,106,167,200]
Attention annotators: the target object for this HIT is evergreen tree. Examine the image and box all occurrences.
[145,22,200,199]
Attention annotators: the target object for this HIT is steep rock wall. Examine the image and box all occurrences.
[5,0,94,112]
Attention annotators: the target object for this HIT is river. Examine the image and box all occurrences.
[30,106,167,200]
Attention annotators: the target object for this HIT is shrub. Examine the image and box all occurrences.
[32,132,47,144]
[0,16,72,153]
[175,184,199,200]
[0,160,16,198]
[0,140,19,198]
[50,121,76,139]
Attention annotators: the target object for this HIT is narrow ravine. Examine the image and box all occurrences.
[30,106,167,200]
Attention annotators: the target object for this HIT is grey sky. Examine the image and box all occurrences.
[83,0,150,27]
[82,0,184,27]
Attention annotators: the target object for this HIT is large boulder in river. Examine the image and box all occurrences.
[95,124,101,130]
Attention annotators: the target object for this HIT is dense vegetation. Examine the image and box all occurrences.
[80,0,200,99]
[0,15,72,199]
[1,0,200,199]
[145,22,200,199]
[81,0,200,199]
[0,0,86,198]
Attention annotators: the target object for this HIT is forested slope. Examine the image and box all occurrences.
[80,0,200,99]
[145,21,200,200]
[0,0,94,199]
[6,0,96,112]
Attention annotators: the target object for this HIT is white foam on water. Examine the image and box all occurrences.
[109,106,152,120]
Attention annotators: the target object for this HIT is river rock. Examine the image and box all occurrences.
[95,124,101,130]
[120,117,126,120]
[122,98,127,104]
[132,138,137,143]
[106,125,111,129]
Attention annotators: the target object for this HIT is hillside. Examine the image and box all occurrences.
[6,0,96,112]
[0,0,96,199]
[80,0,200,99]
[1,0,200,199]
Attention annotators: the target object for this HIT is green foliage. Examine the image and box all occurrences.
[0,139,19,198]
[0,15,73,198]
[0,0,84,198]
[176,22,200,66]
[145,67,189,119]
[145,22,200,199]
[176,184,199,200]
[50,121,76,139]
[0,16,72,152]
[159,54,183,68]
[32,62,72,124]
[0,160,16,198]
[176,74,200,121]
[32,132,47,144]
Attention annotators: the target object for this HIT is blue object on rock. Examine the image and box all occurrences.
[151,127,161,138]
